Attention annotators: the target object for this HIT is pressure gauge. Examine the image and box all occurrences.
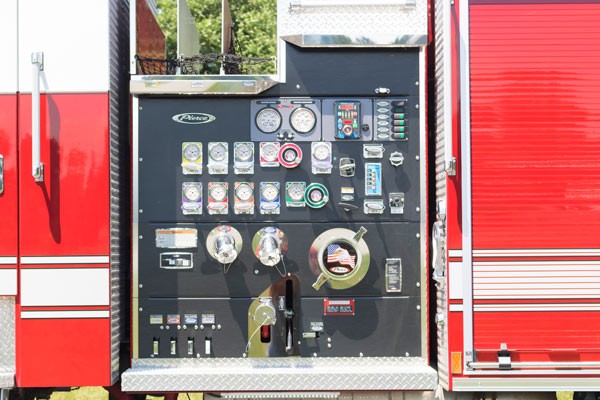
[261,183,279,202]
[235,142,254,161]
[261,142,279,162]
[183,143,201,161]
[209,184,227,201]
[183,183,202,202]
[278,143,302,169]
[312,142,330,161]
[256,108,282,133]
[305,183,329,209]
[287,182,305,202]
[290,107,317,134]
[209,142,227,161]
[235,183,253,201]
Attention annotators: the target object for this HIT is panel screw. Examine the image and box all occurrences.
[139,284,143,288]
[165,326,170,330]
[327,337,332,343]
[139,235,143,239]
[416,207,421,213]
[416,282,421,287]
[243,353,247,358]
[177,325,181,330]
[160,326,164,330]
[139,307,143,311]
[327,343,332,349]
[416,104,420,109]
[416,233,421,238]
[406,352,410,357]
[217,324,222,330]
[150,354,154,358]
[415,155,420,160]
[212,325,216,330]
[416,305,421,311]
[359,352,364,357]
[139,209,143,214]
[200,325,204,330]
[313,353,318,357]
[254,270,259,275]
[415,81,419,86]
[139,158,143,162]
[183,325,187,330]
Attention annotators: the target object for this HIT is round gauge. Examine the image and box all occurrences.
[183,143,201,161]
[256,108,282,134]
[261,143,279,162]
[290,107,316,134]
[304,183,329,209]
[309,189,323,203]
[261,183,279,201]
[209,143,227,161]
[312,143,330,161]
[183,184,201,202]
[287,183,305,201]
[278,143,303,169]
[235,183,253,201]
[235,143,253,161]
[282,148,298,162]
[210,184,227,201]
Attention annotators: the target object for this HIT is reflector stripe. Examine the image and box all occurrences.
[0,257,17,264]
[21,310,109,319]
[20,256,109,264]
[450,304,464,312]
[449,250,463,258]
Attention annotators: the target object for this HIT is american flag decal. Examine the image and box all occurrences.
[327,244,356,269]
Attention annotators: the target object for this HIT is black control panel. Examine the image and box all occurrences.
[135,46,424,360]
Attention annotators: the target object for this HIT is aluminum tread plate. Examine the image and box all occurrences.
[0,298,15,388]
[0,372,14,388]
[122,357,437,392]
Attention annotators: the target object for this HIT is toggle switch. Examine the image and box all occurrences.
[170,338,177,355]
[339,158,356,177]
[205,337,212,355]
[187,338,195,355]
[152,338,159,355]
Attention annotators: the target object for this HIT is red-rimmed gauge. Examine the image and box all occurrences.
[278,143,303,168]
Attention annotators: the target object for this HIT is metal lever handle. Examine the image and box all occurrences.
[31,52,44,182]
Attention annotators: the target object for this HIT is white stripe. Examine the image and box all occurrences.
[21,310,109,319]
[21,256,109,265]
[475,304,600,312]
[450,304,464,312]
[21,269,109,306]
[449,262,463,300]
[474,249,600,257]
[0,257,17,265]
[0,269,17,295]
[449,250,463,258]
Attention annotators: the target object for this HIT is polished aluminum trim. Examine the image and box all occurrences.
[130,75,279,95]
[470,361,600,370]
[132,95,140,358]
[289,0,416,8]
[442,0,453,174]
[453,377,600,391]
[473,249,600,257]
[0,297,15,388]
[31,52,44,182]
[20,256,109,264]
[459,0,474,369]
[419,48,428,359]
[21,310,110,319]
[130,0,137,74]
[0,258,16,265]
[280,34,427,48]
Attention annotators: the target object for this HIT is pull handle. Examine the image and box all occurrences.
[31,52,44,182]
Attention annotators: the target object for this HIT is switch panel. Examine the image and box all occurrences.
[375,99,409,141]
[365,163,382,197]
[334,101,361,139]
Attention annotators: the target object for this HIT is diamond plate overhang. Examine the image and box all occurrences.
[122,357,438,392]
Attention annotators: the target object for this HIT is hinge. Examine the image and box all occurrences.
[498,343,512,370]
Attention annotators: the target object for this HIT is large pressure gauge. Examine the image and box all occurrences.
[256,108,282,134]
[290,107,316,134]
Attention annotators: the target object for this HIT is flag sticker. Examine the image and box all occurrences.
[326,243,357,275]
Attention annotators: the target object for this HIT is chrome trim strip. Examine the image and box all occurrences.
[0,258,16,265]
[280,34,427,48]
[21,310,110,319]
[419,47,428,360]
[130,0,137,75]
[20,256,109,264]
[459,0,474,368]
[442,0,453,171]
[132,95,140,358]
[130,76,279,95]
[474,249,600,257]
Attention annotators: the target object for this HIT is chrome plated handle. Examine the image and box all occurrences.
[31,52,44,182]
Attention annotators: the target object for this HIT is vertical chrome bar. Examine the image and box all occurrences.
[31,51,44,182]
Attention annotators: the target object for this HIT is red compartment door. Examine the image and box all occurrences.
[469,2,600,363]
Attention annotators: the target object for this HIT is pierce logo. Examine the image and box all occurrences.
[172,113,216,124]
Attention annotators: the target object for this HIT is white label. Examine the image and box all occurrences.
[156,228,198,249]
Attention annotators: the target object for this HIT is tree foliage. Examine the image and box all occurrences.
[156,0,277,74]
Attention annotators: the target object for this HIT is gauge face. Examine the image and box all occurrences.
[183,143,201,161]
[261,143,279,161]
[209,143,227,161]
[309,189,324,203]
[287,183,305,201]
[261,183,279,201]
[282,148,298,162]
[235,143,253,161]
[290,107,316,134]
[256,108,282,134]
[183,184,201,202]
[210,184,227,201]
[236,183,253,201]
[313,143,330,161]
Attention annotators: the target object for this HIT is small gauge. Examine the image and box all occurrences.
[305,183,329,209]
[256,108,282,134]
[290,107,316,134]
[309,189,324,203]
[183,183,201,202]
[236,183,253,201]
[235,142,254,161]
[283,148,297,162]
[312,143,330,161]
[183,143,201,161]
[210,184,227,201]
[261,183,279,202]
[287,183,305,201]
[209,143,227,161]
[261,143,279,162]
